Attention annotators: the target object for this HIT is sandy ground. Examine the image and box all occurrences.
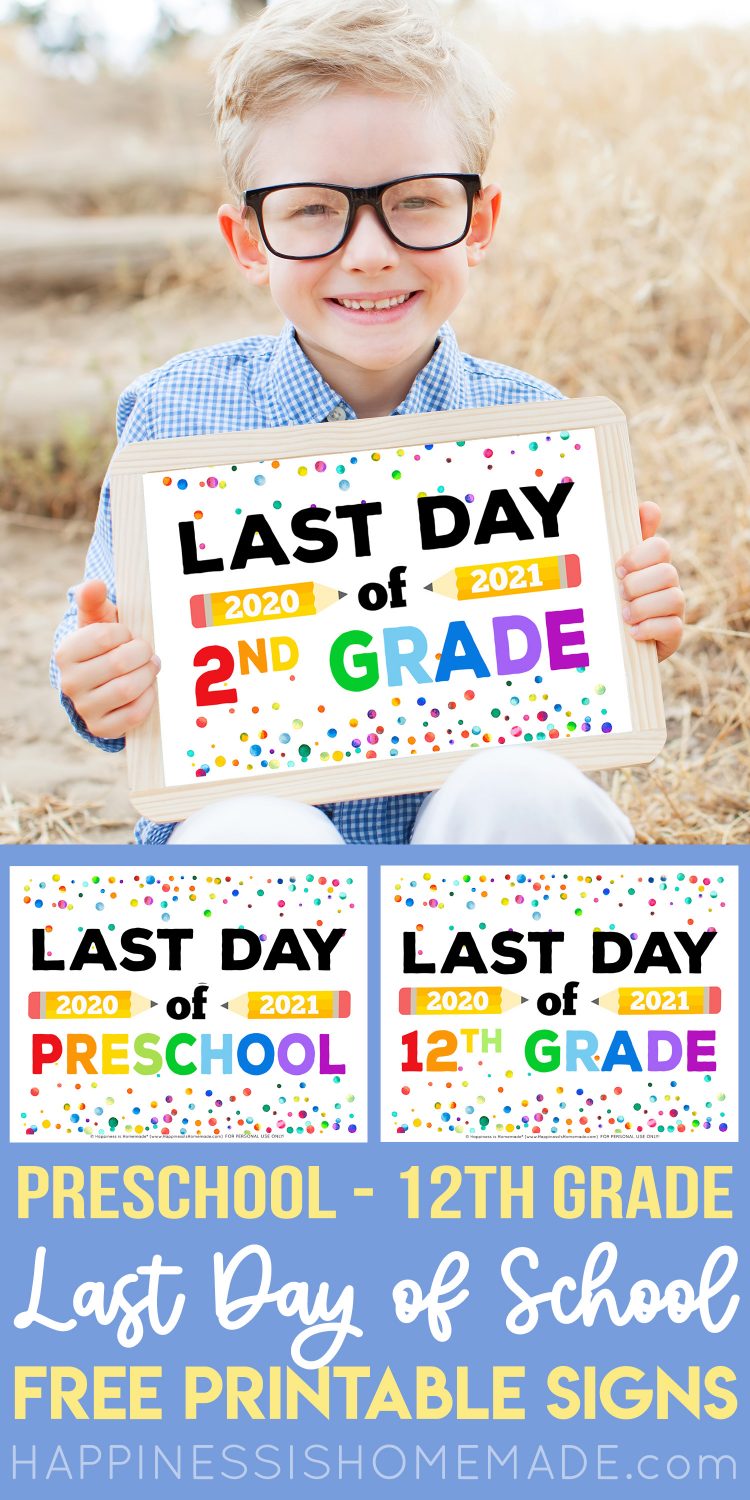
[0,278,276,448]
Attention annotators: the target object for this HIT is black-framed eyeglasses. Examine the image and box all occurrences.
[241,173,482,260]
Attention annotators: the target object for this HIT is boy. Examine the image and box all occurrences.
[52,0,684,846]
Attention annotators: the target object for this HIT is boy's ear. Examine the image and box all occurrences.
[465,184,502,268]
[217,204,270,286]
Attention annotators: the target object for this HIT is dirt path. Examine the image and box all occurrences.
[0,279,279,447]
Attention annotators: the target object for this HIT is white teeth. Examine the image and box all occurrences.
[336,293,412,310]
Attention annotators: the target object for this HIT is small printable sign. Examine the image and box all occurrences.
[10,864,367,1143]
[380,864,738,1143]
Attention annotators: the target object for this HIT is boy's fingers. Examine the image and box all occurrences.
[623,587,685,627]
[620,562,679,602]
[76,579,118,628]
[85,662,160,717]
[629,614,684,662]
[616,534,671,577]
[89,684,158,739]
[56,621,132,667]
[638,501,662,541]
[68,637,157,694]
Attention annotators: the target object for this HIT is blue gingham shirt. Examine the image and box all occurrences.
[52,320,563,844]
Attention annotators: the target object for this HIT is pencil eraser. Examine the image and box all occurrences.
[337,990,351,1019]
[27,992,41,1019]
[190,594,207,628]
[566,553,581,588]
[708,987,722,1014]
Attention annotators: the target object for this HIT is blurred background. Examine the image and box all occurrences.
[1,0,748,842]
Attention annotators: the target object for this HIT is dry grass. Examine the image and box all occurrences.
[1,13,748,842]
[460,17,750,845]
[0,785,127,845]
[0,429,113,523]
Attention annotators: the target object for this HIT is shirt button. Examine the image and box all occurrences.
[327,404,348,421]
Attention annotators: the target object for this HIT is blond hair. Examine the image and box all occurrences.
[212,0,505,200]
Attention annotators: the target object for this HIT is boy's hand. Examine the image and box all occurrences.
[55,579,160,738]
[616,502,684,663]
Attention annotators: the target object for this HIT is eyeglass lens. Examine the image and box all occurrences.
[258,178,470,256]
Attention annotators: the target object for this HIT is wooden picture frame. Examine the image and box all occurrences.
[110,397,665,822]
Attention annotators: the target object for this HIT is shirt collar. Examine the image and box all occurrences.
[391,322,464,416]
[266,320,348,425]
[265,319,464,425]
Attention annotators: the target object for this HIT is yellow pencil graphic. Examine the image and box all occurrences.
[27,991,155,1020]
[223,990,351,1020]
[426,553,581,601]
[593,987,722,1016]
[399,985,527,1016]
[190,582,346,628]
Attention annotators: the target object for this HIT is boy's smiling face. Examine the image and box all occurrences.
[219,89,501,416]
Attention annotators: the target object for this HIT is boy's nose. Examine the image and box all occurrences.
[338,204,399,270]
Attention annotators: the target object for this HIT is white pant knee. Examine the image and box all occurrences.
[410,747,633,845]
[167,795,345,845]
